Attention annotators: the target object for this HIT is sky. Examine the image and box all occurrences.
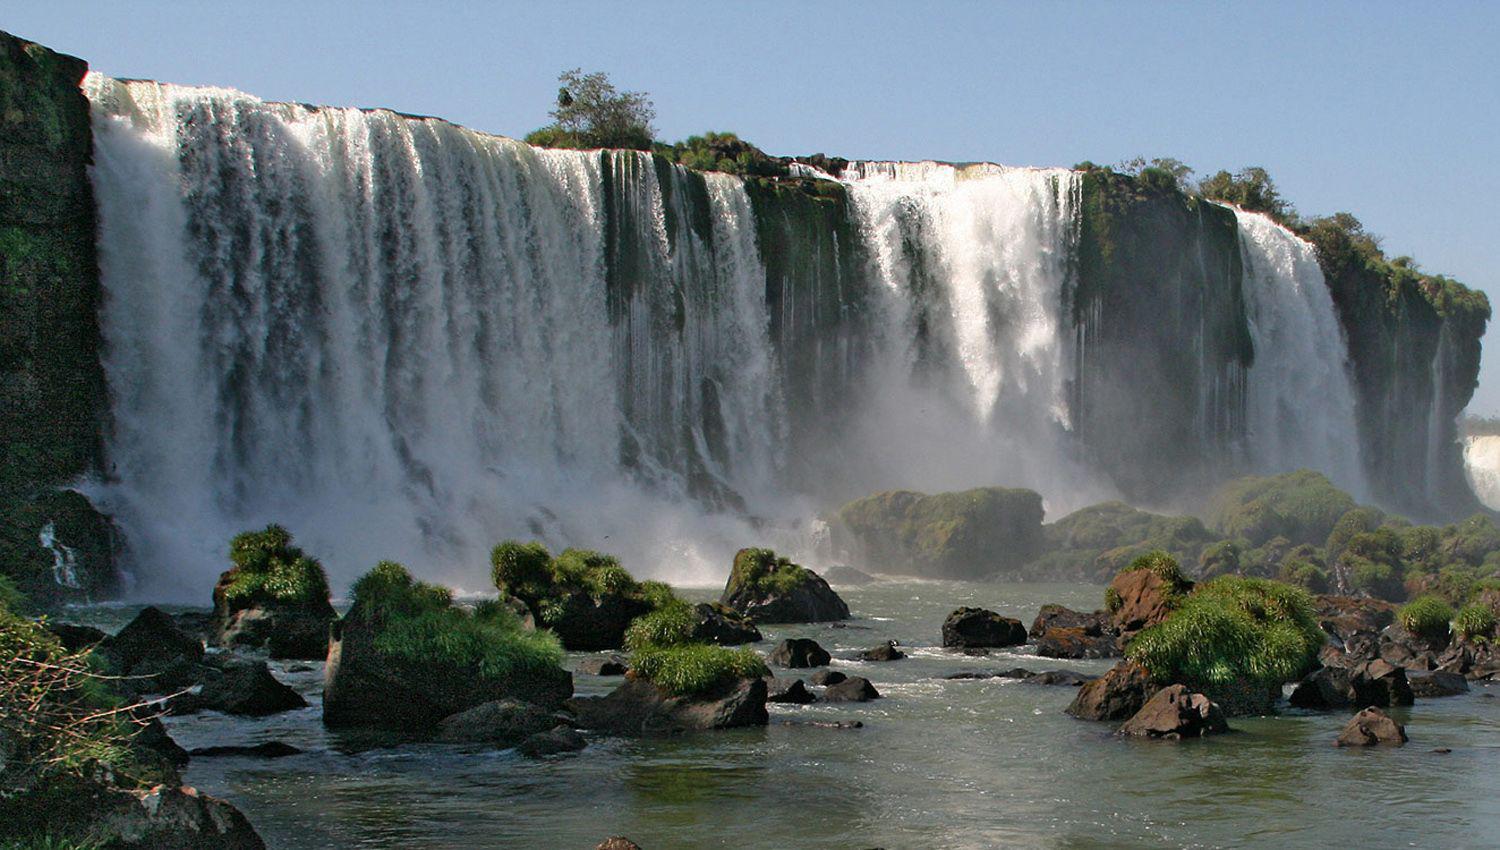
[8,1,1500,411]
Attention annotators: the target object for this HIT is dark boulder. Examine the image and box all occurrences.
[568,676,768,735]
[436,698,558,746]
[172,612,215,645]
[690,602,762,645]
[534,591,653,652]
[1030,670,1097,687]
[823,676,881,702]
[764,677,817,704]
[189,742,303,759]
[1030,604,1110,637]
[1334,707,1407,746]
[1066,661,1159,721]
[768,638,830,668]
[43,621,106,652]
[518,725,587,758]
[720,548,850,623]
[1351,659,1414,707]
[858,641,906,662]
[190,657,307,716]
[133,715,190,769]
[28,779,266,850]
[810,670,846,687]
[577,655,628,676]
[1117,684,1229,739]
[98,607,204,692]
[1436,638,1500,680]
[1407,670,1469,698]
[1034,626,1119,659]
[941,608,1026,648]
[1289,667,1356,710]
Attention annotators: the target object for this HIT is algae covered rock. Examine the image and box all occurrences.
[323,561,571,728]
[720,547,849,623]
[212,525,336,660]
[832,487,1044,579]
[1206,470,1357,548]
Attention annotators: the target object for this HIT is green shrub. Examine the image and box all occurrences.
[1207,471,1356,547]
[1453,603,1496,641]
[1397,595,1454,645]
[1278,560,1329,594]
[351,561,563,683]
[624,598,695,651]
[1124,550,1192,590]
[729,548,811,596]
[1197,540,1242,580]
[640,580,677,610]
[490,541,661,637]
[629,643,768,697]
[525,68,655,151]
[1126,576,1323,706]
[1104,585,1123,613]
[222,524,330,609]
[490,540,552,597]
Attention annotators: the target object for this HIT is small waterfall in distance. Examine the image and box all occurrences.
[82,75,1382,598]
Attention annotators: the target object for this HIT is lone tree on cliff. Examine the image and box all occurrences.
[525,68,656,151]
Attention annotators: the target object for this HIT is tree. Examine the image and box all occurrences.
[1118,156,1195,191]
[1197,167,1296,225]
[525,68,656,151]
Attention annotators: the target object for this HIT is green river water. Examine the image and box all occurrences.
[88,581,1500,849]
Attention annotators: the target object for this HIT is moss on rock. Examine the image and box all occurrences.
[834,487,1044,579]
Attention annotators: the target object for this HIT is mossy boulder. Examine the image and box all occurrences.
[1027,501,1214,583]
[720,548,848,623]
[1105,551,1194,636]
[1206,470,1357,548]
[833,487,1044,579]
[491,541,657,650]
[323,562,571,729]
[212,525,335,660]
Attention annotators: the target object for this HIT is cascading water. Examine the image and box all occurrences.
[82,75,1387,598]
[85,76,789,597]
[1232,208,1367,496]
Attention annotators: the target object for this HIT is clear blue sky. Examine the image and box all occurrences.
[10,1,1499,412]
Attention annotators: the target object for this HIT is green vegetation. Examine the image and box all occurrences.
[1032,501,1214,582]
[1124,550,1192,590]
[1396,595,1454,645]
[490,539,674,634]
[1197,167,1294,225]
[624,597,696,651]
[525,68,655,150]
[1278,559,1330,594]
[630,643,768,698]
[1207,470,1357,548]
[834,487,1045,579]
[221,524,331,609]
[1127,576,1323,708]
[1453,603,1496,641]
[351,560,563,684]
[728,548,813,596]
[656,132,785,177]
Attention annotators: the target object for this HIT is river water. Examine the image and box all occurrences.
[95,581,1496,849]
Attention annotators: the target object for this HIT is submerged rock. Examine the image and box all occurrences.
[436,698,558,746]
[810,670,847,687]
[577,655,628,676]
[1117,684,1229,739]
[1334,707,1407,747]
[189,742,303,759]
[1066,661,1158,721]
[858,641,906,662]
[768,638,830,668]
[941,608,1026,648]
[519,725,587,758]
[823,676,881,702]
[568,676,768,735]
[720,548,850,624]
[189,657,307,716]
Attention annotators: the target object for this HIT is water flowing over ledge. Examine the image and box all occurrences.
[85,76,1382,597]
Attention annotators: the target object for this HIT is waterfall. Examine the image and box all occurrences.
[1232,208,1367,496]
[1463,435,1500,510]
[85,76,788,597]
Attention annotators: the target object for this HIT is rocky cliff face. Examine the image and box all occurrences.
[0,31,115,603]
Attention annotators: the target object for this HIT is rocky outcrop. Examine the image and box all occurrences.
[212,589,334,661]
[8,778,265,849]
[1290,659,1413,710]
[177,657,307,717]
[1117,685,1229,739]
[1107,569,1187,636]
[831,487,1045,579]
[98,607,204,693]
[1407,670,1469,698]
[764,676,817,704]
[941,607,1026,648]
[568,676,768,735]
[768,638,830,668]
[322,613,573,729]
[1066,661,1159,721]
[823,676,881,702]
[1334,707,1407,747]
[1034,626,1119,660]
[720,548,849,624]
[0,31,113,607]
[690,602,762,645]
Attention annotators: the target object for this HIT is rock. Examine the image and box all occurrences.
[690,602,762,645]
[960,647,991,657]
[1315,595,1397,643]
[764,677,817,704]
[0,489,120,607]
[189,742,303,758]
[189,657,307,716]
[1435,638,1500,680]
[1334,707,1407,746]
[172,612,216,645]
[720,548,850,623]
[1289,667,1356,710]
[210,530,338,660]
[1351,659,1414,707]
[216,605,334,661]
[831,487,1045,579]
[781,720,864,729]
[322,611,573,729]
[1108,569,1187,636]
[1117,684,1229,739]
[577,655,628,676]
[858,641,906,661]
[98,607,204,691]
[43,780,266,849]
[597,838,642,850]
[1034,626,1119,659]
[810,670,846,686]
[568,676,768,735]
[436,698,558,746]
[822,676,881,702]
[822,566,876,586]
[1029,604,1110,637]
[42,621,107,652]
[941,607,1026,648]
[1066,661,1159,721]
[768,638,830,668]
[1029,670,1097,687]
[1407,670,1469,698]
[133,715,190,768]
[518,725,587,758]
[285,664,314,674]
